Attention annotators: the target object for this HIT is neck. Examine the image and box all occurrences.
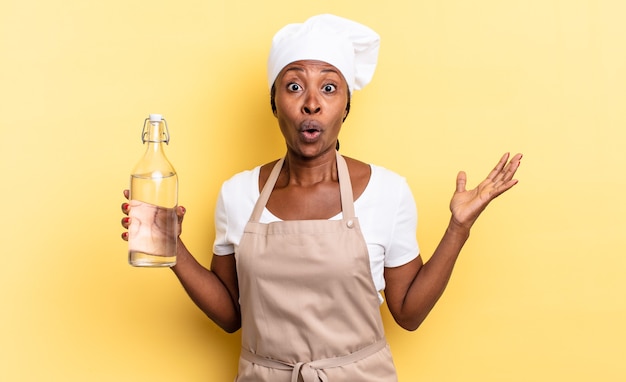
[282,150,338,187]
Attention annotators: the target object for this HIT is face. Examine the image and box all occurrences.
[273,60,350,159]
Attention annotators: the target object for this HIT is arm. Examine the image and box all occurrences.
[171,247,241,333]
[384,152,522,331]
[121,190,241,333]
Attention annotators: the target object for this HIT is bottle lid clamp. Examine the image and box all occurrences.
[141,116,170,144]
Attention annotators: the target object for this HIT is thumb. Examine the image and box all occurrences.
[456,171,467,193]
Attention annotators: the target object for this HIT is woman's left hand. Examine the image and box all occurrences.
[450,152,523,230]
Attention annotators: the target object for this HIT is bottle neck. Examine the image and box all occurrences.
[133,120,175,177]
[143,121,169,145]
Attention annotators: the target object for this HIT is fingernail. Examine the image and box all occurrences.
[122,217,130,224]
[123,203,129,210]
[180,206,186,214]
[122,232,128,240]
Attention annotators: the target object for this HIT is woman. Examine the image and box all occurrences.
[121,14,522,381]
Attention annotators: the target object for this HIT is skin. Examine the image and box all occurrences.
[121,59,522,333]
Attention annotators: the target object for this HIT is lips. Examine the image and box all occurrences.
[299,120,322,142]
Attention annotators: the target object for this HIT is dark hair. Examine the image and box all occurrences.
[270,84,351,122]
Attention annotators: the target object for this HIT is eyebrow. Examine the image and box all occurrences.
[282,66,341,75]
[283,67,305,74]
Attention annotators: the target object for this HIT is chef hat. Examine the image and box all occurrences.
[267,14,380,94]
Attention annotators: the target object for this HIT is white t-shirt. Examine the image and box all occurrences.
[213,163,420,303]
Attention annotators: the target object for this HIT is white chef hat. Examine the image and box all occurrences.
[267,14,380,94]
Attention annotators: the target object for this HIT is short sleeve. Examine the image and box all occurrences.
[212,167,260,256]
[213,185,235,255]
[384,179,420,268]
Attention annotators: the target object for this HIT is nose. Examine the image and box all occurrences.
[302,92,321,115]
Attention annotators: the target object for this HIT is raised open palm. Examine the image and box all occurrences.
[450,152,523,229]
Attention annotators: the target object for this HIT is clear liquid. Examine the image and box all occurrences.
[128,174,178,267]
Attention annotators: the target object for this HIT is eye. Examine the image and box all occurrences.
[287,83,302,92]
[322,84,337,93]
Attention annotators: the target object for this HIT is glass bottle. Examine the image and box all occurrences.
[128,114,178,267]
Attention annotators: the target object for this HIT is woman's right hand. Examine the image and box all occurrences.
[120,189,131,241]
[120,189,186,242]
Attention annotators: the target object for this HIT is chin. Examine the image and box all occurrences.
[291,145,334,159]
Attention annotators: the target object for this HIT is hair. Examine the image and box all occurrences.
[270,83,351,122]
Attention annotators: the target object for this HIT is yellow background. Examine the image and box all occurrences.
[1,0,625,381]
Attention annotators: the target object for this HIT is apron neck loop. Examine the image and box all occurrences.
[250,151,355,222]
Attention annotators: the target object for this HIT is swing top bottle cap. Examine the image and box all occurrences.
[149,114,163,122]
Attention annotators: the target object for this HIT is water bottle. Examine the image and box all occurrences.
[128,114,178,267]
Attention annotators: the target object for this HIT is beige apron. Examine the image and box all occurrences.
[235,152,397,382]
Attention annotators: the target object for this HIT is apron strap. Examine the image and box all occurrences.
[335,151,355,219]
[240,338,387,382]
[249,151,356,222]
[250,157,284,223]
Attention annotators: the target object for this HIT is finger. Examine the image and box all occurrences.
[123,189,129,200]
[486,152,510,181]
[503,152,520,166]
[492,159,522,197]
[121,217,130,229]
[121,202,130,215]
[177,206,186,224]
[501,153,523,182]
[456,171,467,193]
[492,178,520,199]
[121,232,128,241]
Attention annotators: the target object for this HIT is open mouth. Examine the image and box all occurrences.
[301,128,321,141]
[300,121,322,141]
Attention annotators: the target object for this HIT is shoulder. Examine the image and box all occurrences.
[342,156,406,184]
[343,156,371,199]
[343,154,408,189]
[342,156,411,203]
[369,163,408,186]
[258,159,280,191]
[220,165,261,197]
[343,156,371,177]
[362,162,414,207]
[216,166,261,225]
